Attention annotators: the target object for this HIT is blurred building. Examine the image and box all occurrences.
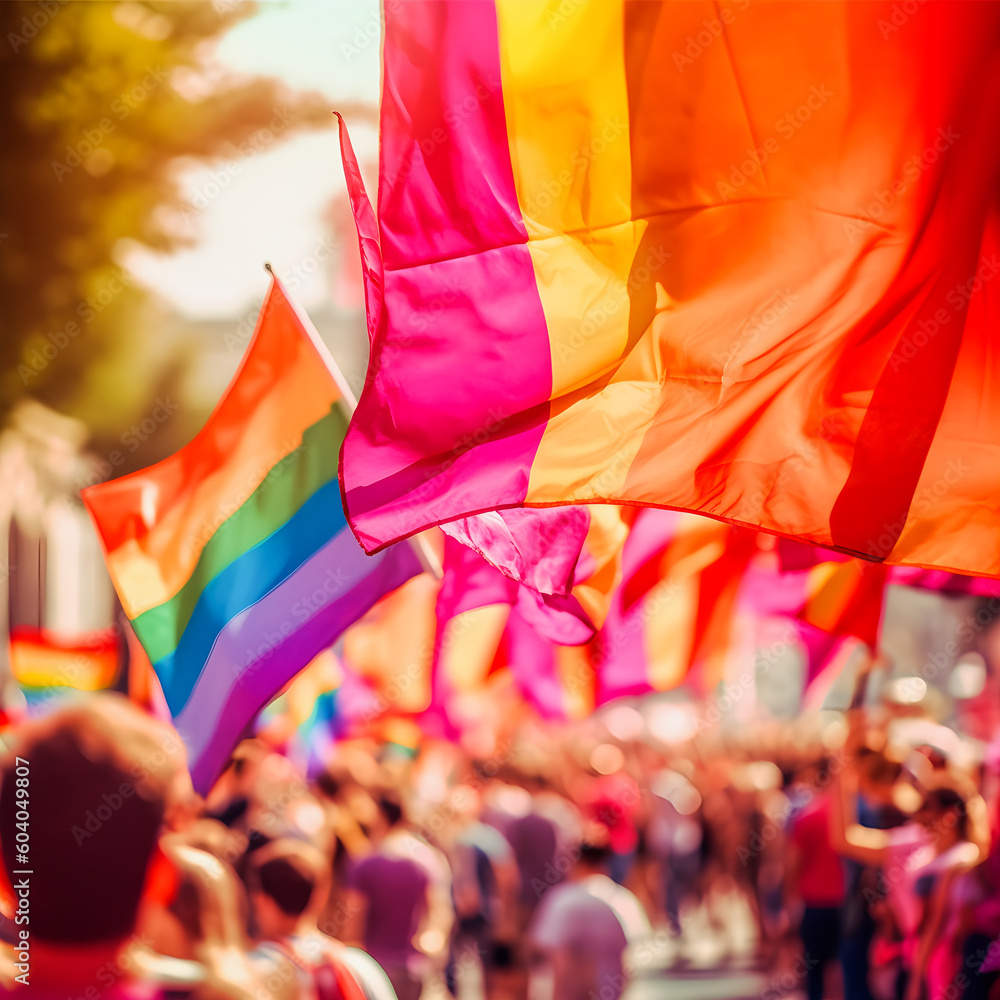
[0,400,117,706]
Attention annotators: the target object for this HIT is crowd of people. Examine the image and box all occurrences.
[2,689,1000,1000]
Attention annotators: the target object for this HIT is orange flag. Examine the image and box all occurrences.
[340,1,1000,578]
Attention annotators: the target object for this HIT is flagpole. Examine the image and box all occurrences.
[262,263,442,579]
[263,262,357,407]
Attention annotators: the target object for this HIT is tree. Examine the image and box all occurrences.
[0,0,347,458]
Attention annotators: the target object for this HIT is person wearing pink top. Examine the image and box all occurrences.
[831,746,987,1000]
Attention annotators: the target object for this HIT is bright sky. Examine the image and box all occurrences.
[124,0,381,318]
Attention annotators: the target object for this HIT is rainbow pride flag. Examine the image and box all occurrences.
[9,626,121,718]
[82,278,422,792]
[9,626,120,693]
[340,0,1000,579]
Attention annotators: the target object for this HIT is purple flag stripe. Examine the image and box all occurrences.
[176,528,421,792]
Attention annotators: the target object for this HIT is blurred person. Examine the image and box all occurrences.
[205,740,271,831]
[574,835,653,950]
[477,775,576,999]
[0,694,294,1000]
[581,767,640,887]
[314,769,375,860]
[246,752,327,850]
[312,768,378,935]
[938,789,1000,999]
[179,818,256,873]
[145,835,304,1000]
[342,795,433,1000]
[527,839,630,1000]
[745,775,787,961]
[785,766,845,1000]
[841,752,909,1000]
[840,750,907,1000]
[444,787,520,999]
[201,740,279,879]
[832,741,985,1000]
[753,775,793,967]
[904,786,981,1000]
[868,888,905,1000]
[247,838,397,1000]
[699,761,762,936]
[646,767,703,935]
[208,744,330,862]
[950,833,1000,1000]
[372,789,454,983]
[482,779,562,924]
[528,775,584,865]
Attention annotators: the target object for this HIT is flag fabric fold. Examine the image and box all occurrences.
[339,0,1000,578]
[435,506,628,647]
[82,278,422,792]
[592,511,756,702]
[438,506,589,598]
[799,559,888,650]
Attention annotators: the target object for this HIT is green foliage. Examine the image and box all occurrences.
[0,0,333,451]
